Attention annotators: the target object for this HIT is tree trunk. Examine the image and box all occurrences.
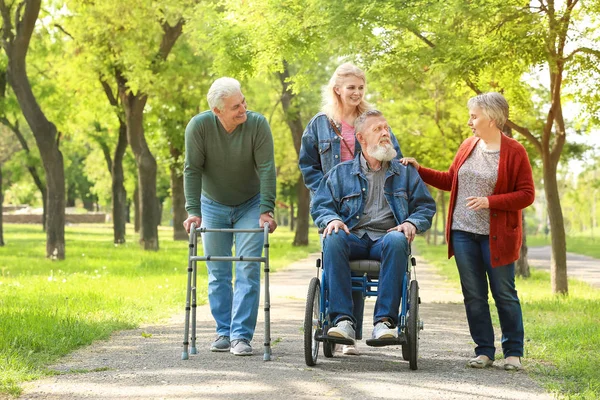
[170,146,188,241]
[134,185,140,233]
[119,90,158,250]
[277,60,309,245]
[544,161,568,294]
[290,200,295,231]
[5,119,47,230]
[112,121,128,244]
[515,211,530,277]
[1,0,65,258]
[293,178,309,246]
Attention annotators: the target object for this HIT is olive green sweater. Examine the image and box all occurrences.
[183,110,276,217]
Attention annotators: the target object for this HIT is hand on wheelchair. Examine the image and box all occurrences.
[387,221,416,243]
[323,219,350,237]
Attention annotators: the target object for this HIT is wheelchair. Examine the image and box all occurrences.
[303,247,422,370]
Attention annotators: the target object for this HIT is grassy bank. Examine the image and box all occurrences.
[527,234,600,259]
[416,237,600,399]
[0,223,319,396]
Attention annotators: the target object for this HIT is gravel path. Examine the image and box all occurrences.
[19,253,553,400]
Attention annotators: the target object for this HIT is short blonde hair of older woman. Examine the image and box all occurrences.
[467,92,509,130]
[321,63,372,122]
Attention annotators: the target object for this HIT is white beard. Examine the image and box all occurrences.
[367,143,397,162]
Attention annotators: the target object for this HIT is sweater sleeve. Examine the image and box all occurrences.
[487,145,535,211]
[183,117,205,218]
[254,116,277,214]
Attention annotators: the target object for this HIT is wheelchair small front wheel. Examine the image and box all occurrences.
[304,277,321,366]
[323,340,335,358]
[407,279,420,370]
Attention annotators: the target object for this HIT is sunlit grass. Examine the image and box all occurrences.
[0,223,319,396]
[527,234,600,259]
[416,237,600,399]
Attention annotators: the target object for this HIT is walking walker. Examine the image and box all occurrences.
[181,222,272,361]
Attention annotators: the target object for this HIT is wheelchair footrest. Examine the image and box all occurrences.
[366,334,406,347]
[316,334,355,346]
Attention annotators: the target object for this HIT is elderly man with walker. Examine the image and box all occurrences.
[183,77,277,357]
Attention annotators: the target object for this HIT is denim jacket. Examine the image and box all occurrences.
[299,112,403,194]
[311,154,436,234]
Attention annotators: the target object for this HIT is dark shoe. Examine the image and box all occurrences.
[468,355,493,368]
[504,357,522,371]
[210,335,230,352]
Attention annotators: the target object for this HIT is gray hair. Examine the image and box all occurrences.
[355,109,384,134]
[467,92,509,129]
[207,77,242,111]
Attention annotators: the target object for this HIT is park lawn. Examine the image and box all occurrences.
[416,237,600,400]
[527,234,600,259]
[0,223,320,396]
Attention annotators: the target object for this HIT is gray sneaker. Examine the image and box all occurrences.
[328,320,356,342]
[372,320,398,340]
[230,339,253,356]
[210,335,230,352]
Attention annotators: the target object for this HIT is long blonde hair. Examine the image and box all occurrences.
[321,63,372,122]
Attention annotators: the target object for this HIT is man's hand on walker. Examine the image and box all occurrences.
[323,219,350,237]
[183,216,202,234]
[388,221,417,243]
[260,212,277,233]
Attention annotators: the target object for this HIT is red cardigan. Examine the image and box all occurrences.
[418,135,535,267]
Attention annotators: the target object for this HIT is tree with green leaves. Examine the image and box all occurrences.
[0,0,65,258]
[323,0,600,294]
[64,0,191,249]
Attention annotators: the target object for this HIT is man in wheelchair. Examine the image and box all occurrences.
[311,109,436,344]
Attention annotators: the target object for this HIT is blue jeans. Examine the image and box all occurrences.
[323,231,408,326]
[201,194,263,342]
[451,230,524,359]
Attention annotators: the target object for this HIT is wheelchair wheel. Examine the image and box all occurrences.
[406,280,420,370]
[304,277,321,366]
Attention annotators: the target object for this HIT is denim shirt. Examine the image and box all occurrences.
[299,112,404,194]
[311,153,436,234]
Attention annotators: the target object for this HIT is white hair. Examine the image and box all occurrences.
[467,92,509,129]
[207,77,242,111]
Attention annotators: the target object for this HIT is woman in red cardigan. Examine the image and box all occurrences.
[401,92,534,371]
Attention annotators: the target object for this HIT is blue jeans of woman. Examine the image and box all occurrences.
[451,230,524,360]
[323,230,409,327]
[201,194,263,342]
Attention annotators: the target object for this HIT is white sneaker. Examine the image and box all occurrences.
[372,320,398,340]
[328,320,356,341]
[342,344,360,355]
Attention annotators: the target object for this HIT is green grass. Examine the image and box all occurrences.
[527,234,600,259]
[0,223,320,396]
[416,237,600,399]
